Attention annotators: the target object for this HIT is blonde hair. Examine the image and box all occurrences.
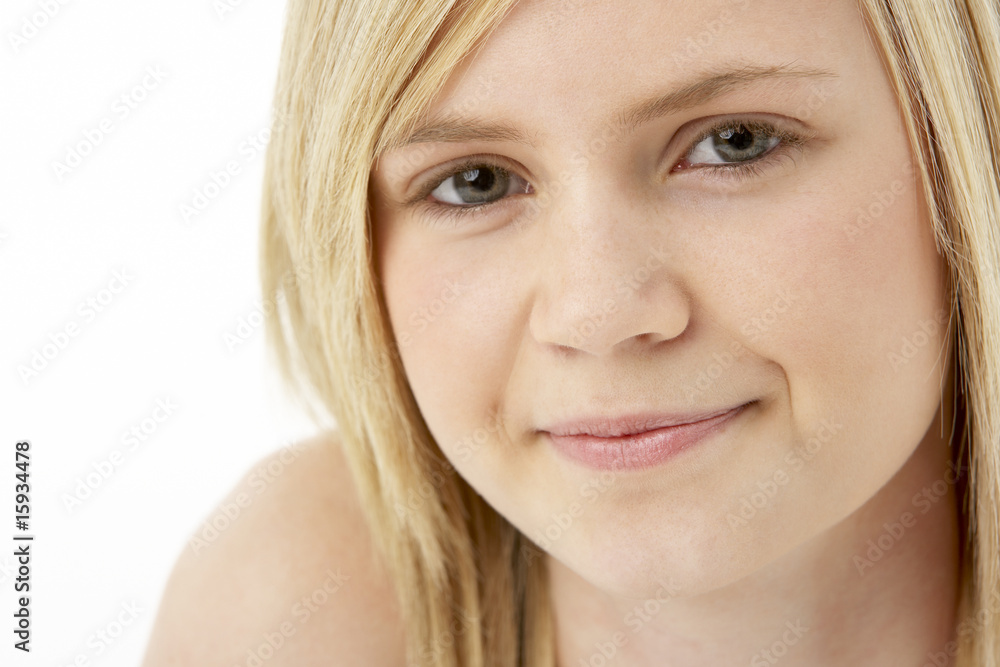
[259,1,1000,665]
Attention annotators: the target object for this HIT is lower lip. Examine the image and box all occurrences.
[544,405,748,472]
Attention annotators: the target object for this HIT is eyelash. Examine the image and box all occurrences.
[410,117,807,225]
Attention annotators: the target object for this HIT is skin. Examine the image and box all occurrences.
[139,435,408,666]
[370,0,961,664]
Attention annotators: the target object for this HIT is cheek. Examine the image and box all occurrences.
[377,224,569,528]
[722,154,949,507]
[378,223,526,452]
[768,159,947,401]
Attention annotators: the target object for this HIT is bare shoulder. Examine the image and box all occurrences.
[141,431,406,666]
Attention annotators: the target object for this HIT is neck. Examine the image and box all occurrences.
[549,403,964,667]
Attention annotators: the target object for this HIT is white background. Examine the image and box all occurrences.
[0,1,318,664]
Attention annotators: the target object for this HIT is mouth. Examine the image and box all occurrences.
[541,402,751,472]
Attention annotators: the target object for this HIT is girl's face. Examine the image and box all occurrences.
[370,0,952,597]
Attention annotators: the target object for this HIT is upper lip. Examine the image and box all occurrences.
[541,404,746,438]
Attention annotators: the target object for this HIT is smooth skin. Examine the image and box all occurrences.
[140,434,407,665]
[370,0,960,665]
[143,0,961,665]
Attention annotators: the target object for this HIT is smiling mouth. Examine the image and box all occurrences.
[542,402,751,471]
[542,404,748,438]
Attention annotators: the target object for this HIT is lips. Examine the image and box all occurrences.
[542,405,745,438]
[541,403,750,471]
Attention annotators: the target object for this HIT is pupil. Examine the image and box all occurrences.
[462,168,495,191]
[713,125,769,162]
[724,127,754,150]
[452,166,508,204]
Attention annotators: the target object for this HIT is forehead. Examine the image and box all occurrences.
[417,0,859,133]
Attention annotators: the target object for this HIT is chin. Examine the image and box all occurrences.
[549,508,793,601]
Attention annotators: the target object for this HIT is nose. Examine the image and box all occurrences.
[528,185,691,357]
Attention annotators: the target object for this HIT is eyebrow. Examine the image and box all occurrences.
[393,63,837,149]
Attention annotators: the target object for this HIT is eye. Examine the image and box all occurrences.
[687,124,780,164]
[405,119,807,226]
[673,119,802,173]
[427,163,532,207]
